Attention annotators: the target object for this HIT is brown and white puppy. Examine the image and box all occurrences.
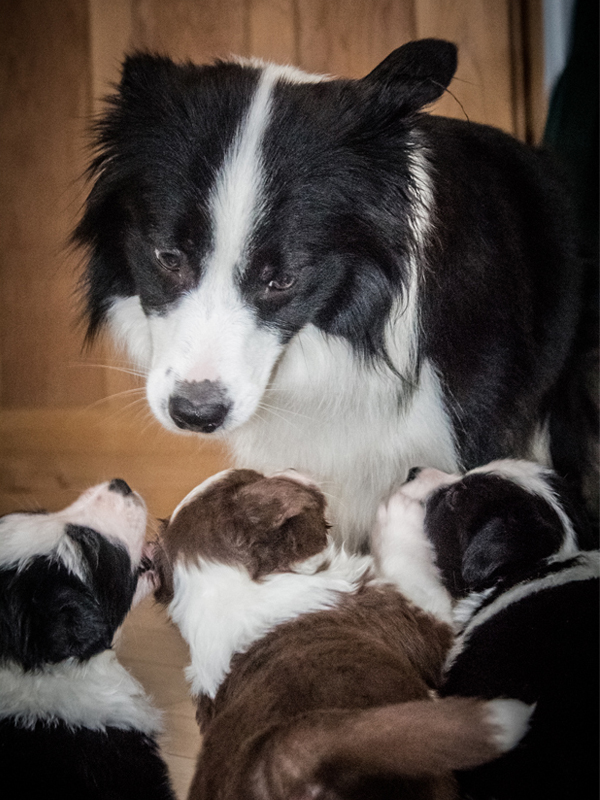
[379,459,599,800]
[154,468,530,800]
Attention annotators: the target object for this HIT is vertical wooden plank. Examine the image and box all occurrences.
[415,0,516,132]
[128,0,248,61]
[296,0,417,78]
[247,0,297,63]
[0,0,103,408]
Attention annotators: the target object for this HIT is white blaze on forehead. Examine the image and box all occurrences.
[208,65,278,284]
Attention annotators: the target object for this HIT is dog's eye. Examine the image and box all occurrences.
[267,276,295,292]
[260,267,295,293]
[154,248,183,272]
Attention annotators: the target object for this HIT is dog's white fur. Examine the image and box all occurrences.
[0,651,162,735]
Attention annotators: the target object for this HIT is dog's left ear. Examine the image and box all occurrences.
[237,478,317,530]
[362,38,458,112]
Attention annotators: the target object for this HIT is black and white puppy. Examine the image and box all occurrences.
[74,38,586,550]
[0,480,175,800]
[379,459,599,800]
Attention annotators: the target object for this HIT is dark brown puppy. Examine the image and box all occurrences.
[155,469,530,800]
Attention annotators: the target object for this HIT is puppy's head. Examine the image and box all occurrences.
[0,480,148,670]
[403,460,586,596]
[155,469,329,602]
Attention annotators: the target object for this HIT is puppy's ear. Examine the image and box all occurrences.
[236,478,328,575]
[362,38,458,112]
[461,517,512,588]
[0,563,112,670]
[236,478,317,530]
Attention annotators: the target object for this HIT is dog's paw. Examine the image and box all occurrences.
[372,490,426,564]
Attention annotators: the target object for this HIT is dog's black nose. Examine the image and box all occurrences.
[169,380,231,434]
[109,478,133,495]
[406,467,423,483]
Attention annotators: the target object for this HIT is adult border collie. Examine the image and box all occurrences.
[0,480,175,800]
[75,38,585,549]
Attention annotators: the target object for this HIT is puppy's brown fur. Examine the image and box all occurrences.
[155,470,526,800]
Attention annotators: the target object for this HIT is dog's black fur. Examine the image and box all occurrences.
[73,39,593,548]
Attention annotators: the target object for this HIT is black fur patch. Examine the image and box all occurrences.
[0,525,136,670]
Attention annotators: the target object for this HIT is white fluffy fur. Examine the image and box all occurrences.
[232,346,459,551]
[485,699,534,753]
[168,542,373,698]
[0,651,162,735]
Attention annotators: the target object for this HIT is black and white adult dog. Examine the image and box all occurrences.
[0,481,175,800]
[378,459,599,800]
[75,38,585,549]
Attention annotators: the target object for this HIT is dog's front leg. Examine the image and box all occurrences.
[372,490,453,624]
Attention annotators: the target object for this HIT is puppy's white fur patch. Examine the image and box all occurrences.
[372,490,453,624]
[0,651,162,735]
[169,542,372,698]
[485,698,534,753]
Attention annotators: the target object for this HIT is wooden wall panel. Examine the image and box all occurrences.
[414,0,515,131]
[0,0,102,408]
[295,0,416,77]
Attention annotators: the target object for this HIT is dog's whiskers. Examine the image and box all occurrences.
[69,362,147,379]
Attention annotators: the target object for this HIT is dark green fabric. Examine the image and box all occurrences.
[544,0,599,258]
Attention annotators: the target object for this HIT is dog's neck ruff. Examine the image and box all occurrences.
[0,651,162,735]
[169,541,373,698]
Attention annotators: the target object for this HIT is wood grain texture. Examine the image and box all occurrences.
[295,0,416,77]
[0,407,230,518]
[0,0,101,408]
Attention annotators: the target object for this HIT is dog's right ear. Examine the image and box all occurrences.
[362,38,458,112]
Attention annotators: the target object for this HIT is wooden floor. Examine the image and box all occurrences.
[117,597,201,800]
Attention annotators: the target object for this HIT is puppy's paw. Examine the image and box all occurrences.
[372,490,426,565]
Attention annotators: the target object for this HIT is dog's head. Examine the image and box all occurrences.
[0,480,150,670]
[74,39,457,437]
[155,469,329,602]
[401,460,588,596]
